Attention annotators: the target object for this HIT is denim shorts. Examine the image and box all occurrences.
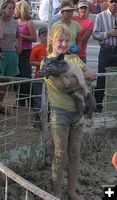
[50,107,83,131]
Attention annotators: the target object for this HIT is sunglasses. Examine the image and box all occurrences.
[109,0,117,3]
[79,6,88,9]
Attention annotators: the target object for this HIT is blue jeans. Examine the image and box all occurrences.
[18,49,32,102]
[94,47,117,106]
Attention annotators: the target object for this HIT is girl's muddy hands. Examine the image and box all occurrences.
[0,53,3,60]
[0,28,4,39]
[0,48,3,60]
[84,71,97,81]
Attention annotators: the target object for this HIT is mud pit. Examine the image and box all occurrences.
[0,127,117,200]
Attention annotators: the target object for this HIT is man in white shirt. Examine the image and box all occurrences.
[39,0,62,23]
[93,0,117,113]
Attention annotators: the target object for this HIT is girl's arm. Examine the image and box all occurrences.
[16,37,22,55]
[84,69,96,81]
[76,33,82,49]
[0,27,4,39]
[16,25,22,55]
[30,61,40,66]
[78,58,96,81]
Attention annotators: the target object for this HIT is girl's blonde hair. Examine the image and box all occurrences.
[0,0,15,17]
[15,0,31,21]
[48,24,71,54]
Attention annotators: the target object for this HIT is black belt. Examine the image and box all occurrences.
[101,44,117,50]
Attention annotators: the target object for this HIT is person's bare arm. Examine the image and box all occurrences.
[16,36,22,55]
[76,56,96,81]
[81,29,93,44]
[30,61,40,66]
[76,33,82,49]
[84,69,96,81]
[0,28,4,39]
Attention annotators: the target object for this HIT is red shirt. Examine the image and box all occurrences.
[72,16,94,57]
[30,44,47,78]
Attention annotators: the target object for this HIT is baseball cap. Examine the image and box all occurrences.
[61,0,76,11]
[77,2,88,8]
[38,27,47,35]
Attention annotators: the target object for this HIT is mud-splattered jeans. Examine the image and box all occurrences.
[50,107,83,197]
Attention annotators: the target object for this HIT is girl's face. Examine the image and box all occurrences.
[15,7,21,18]
[4,3,15,18]
[52,34,70,56]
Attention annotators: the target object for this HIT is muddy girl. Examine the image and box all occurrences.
[43,23,96,200]
[41,53,96,125]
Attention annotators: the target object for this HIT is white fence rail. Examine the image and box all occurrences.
[0,73,116,152]
[0,162,60,200]
[0,72,117,153]
[0,77,48,157]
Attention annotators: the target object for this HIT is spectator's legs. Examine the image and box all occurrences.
[18,49,31,106]
[94,47,111,112]
[33,81,42,126]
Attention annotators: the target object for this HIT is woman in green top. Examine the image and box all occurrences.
[53,0,81,47]
[45,23,96,200]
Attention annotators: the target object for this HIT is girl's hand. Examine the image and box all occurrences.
[84,71,97,81]
[20,34,27,41]
[16,37,22,55]
[0,53,3,60]
[0,28,4,39]
[17,47,22,55]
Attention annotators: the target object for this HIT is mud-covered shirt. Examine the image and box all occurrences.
[45,54,86,112]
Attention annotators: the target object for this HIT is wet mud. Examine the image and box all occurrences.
[0,127,117,200]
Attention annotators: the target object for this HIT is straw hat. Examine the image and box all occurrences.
[61,0,76,11]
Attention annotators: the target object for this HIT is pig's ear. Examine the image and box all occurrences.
[57,54,65,61]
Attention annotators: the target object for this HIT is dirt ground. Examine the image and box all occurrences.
[0,89,117,200]
[0,126,117,200]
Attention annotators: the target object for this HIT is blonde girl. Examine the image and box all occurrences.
[15,0,37,106]
[45,23,96,200]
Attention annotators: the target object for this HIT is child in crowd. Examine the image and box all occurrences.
[30,27,47,128]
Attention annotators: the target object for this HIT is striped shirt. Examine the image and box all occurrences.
[0,18,19,51]
[92,9,117,46]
